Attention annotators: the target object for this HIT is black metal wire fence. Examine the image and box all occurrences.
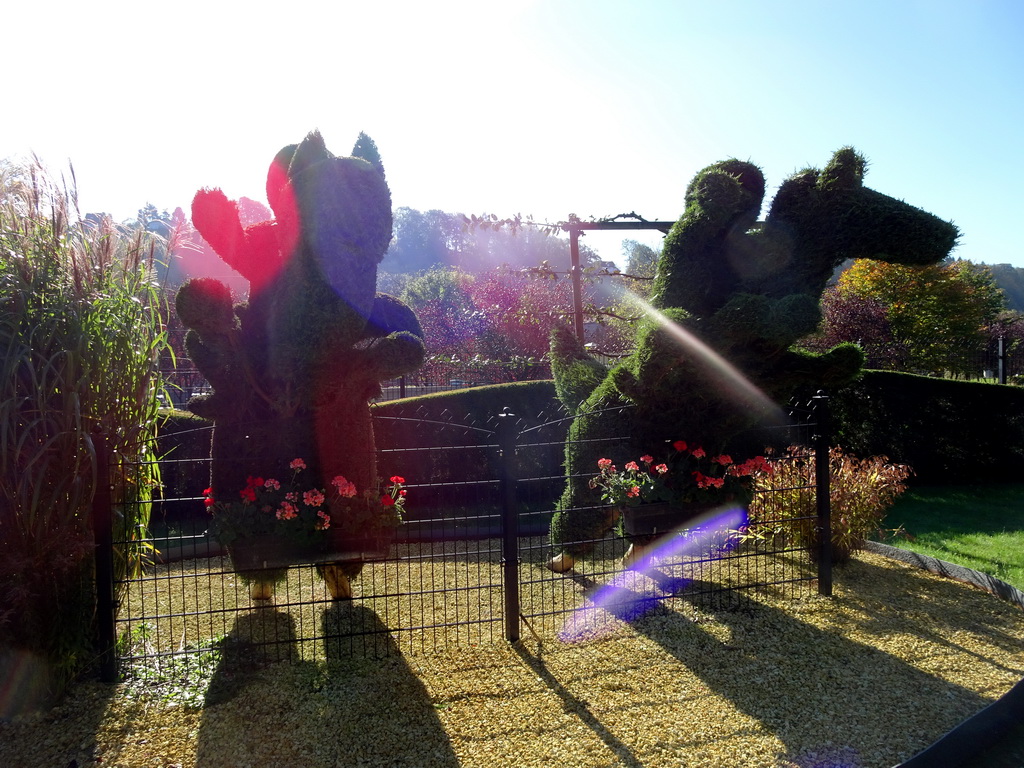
[98,397,830,681]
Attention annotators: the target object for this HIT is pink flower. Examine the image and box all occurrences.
[626,486,640,498]
[289,458,306,471]
[316,509,331,530]
[264,478,281,491]
[691,446,706,459]
[285,492,298,502]
[331,475,357,498]
[625,461,640,472]
[597,458,613,470]
[712,454,732,466]
[640,455,653,464]
[276,501,298,520]
[303,489,325,507]
[654,463,669,475]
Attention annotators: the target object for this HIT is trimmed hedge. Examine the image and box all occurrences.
[155,409,212,520]
[831,371,1024,485]
[372,380,566,511]
[155,372,1024,526]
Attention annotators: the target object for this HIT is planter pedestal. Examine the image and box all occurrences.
[249,579,276,601]
[621,501,718,538]
[227,531,394,573]
[620,501,720,568]
[226,530,395,601]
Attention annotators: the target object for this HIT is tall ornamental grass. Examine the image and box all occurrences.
[0,159,170,700]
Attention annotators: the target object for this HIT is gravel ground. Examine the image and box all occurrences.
[3,549,1024,768]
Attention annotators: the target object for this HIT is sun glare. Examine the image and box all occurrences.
[557,506,749,643]
[605,284,788,428]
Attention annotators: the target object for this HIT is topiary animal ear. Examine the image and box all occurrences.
[266,143,298,216]
[819,146,866,190]
[351,131,386,181]
[191,188,247,273]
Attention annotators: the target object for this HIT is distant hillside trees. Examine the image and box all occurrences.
[381,207,607,275]
[988,263,1024,312]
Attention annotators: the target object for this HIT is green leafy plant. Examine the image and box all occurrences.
[588,441,769,508]
[205,458,406,547]
[0,158,170,698]
[747,447,912,563]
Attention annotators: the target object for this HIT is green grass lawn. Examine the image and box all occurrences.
[874,483,1024,592]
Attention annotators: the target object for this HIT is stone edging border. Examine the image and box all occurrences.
[863,541,1024,767]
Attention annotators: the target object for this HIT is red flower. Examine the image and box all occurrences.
[381,494,396,507]
[390,475,405,484]
[672,440,687,452]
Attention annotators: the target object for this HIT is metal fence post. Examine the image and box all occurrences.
[496,408,521,643]
[998,335,1007,385]
[812,392,833,597]
[92,430,118,682]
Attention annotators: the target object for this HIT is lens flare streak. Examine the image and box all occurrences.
[557,506,748,643]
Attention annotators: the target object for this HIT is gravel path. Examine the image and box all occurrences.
[3,550,1023,768]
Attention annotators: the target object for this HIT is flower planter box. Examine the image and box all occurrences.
[226,529,395,573]
[621,502,718,537]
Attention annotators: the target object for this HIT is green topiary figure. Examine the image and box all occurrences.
[176,131,424,598]
[548,148,958,570]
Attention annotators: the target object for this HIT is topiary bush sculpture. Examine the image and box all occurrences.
[548,147,958,571]
[176,131,425,599]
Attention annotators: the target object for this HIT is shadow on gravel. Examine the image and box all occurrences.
[196,603,458,767]
[549,561,1002,768]
[0,649,116,768]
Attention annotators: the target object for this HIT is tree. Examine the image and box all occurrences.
[381,207,606,276]
[831,258,1005,375]
[127,202,174,235]
[801,286,908,369]
[400,267,483,356]
[621,239,659,279]
[400,266,577,363]
[382,207,458,274]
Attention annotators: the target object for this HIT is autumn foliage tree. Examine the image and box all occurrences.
[810,258,1005,375]
[400,266,582,383]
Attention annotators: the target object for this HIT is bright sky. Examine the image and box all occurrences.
[6,0,1023,269]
